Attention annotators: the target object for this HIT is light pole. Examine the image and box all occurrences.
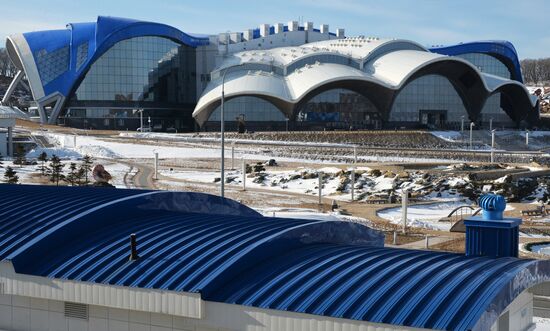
[461,116,465,133]
[491,129,496,163]
[489,117,493,131]
[220,64,244,198]
[469,122,475,150]
[526,130,530,147]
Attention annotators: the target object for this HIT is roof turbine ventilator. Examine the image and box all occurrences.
[479,194,506,220]
[465,194,521,258]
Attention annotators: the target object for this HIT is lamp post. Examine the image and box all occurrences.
[220,64,244,198]
[491,129,496,163]
[461,116,465,133]
[489,117,493,131]
[469,122,475,150]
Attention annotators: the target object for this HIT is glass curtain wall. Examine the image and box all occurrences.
[66,36,197,130]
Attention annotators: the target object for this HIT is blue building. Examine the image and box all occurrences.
[0,185,549,331]
[2,17,540,131]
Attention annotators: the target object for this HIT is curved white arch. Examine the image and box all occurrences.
[6,35,45,100]
[194,49,538,126]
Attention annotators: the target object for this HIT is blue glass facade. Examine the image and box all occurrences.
[66,36,197,130]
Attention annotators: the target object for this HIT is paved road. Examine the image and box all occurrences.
[132,164,155,189]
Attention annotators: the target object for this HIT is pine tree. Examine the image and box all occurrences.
[4,166,18,184]
[48,154,65,186]
[65,162,78,186]
[79,154,94,185]
[14,145,26,167]
[37,151,48,175]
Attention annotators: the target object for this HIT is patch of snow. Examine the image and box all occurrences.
[431,131,462,142]
[26,147,81,160]
[377,201,472,231]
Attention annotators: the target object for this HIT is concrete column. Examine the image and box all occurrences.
[7,126,13,158]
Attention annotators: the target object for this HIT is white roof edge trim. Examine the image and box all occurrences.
[361,39,429,64]
[194,56,537,124]
[6,34,45,100]
[480,72,539,108]
[0,261,203,318]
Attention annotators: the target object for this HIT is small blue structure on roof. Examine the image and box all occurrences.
[0,185,549,331]
[465,194,521,258]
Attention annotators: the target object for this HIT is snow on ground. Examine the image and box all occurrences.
[255,207,373,226]
[41,132,343,163]
[535,317,550,330]
[377,201,473,231]
[102,162,131,189]
[0,161,38,183]
[26,147,81,160]
[431,131,462,142]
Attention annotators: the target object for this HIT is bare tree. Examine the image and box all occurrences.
[0,48,17,78]
[521,58,550,85]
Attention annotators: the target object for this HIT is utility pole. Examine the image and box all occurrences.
[469,122,475,150]
[154,152,159,180]
[318,172,323,205]
[491,129,496,164]
[402,190,408,234]
[350,168,355,202]
[231,142,235,170]
[242,158,246,191]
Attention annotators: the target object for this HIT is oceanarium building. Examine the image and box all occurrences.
[2,16,540,131]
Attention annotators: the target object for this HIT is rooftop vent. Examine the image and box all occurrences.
[129,233,139,261]
[64,302,88,320]
[464,194,521,258]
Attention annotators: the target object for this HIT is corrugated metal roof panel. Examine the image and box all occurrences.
[1,185,549,331]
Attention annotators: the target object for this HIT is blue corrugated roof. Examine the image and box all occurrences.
[0,185,549,331]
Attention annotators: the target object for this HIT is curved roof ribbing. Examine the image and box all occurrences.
[6,16,209,101]
[193,40,538,125]
[0,185,549,331]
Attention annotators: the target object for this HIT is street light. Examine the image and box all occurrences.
[489,117,493,131]
[491,129,496,163]
[220,63,244,198]
[469,122,475,150]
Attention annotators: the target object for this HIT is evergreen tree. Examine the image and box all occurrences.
[65,162,79,186]
[48,154,65,186]
[79,154,94,185]
[3,166,18,184]
[37,151,48,175]
[14,145,26,167]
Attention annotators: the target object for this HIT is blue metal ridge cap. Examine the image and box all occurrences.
[464,216,522,228]
[429,40,523,83]
[206,244,548,331]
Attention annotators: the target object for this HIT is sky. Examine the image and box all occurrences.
[0,0,548,59]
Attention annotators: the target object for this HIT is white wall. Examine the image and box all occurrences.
[0,295,428,331]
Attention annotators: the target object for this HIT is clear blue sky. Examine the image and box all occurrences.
[1,0,547,59]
